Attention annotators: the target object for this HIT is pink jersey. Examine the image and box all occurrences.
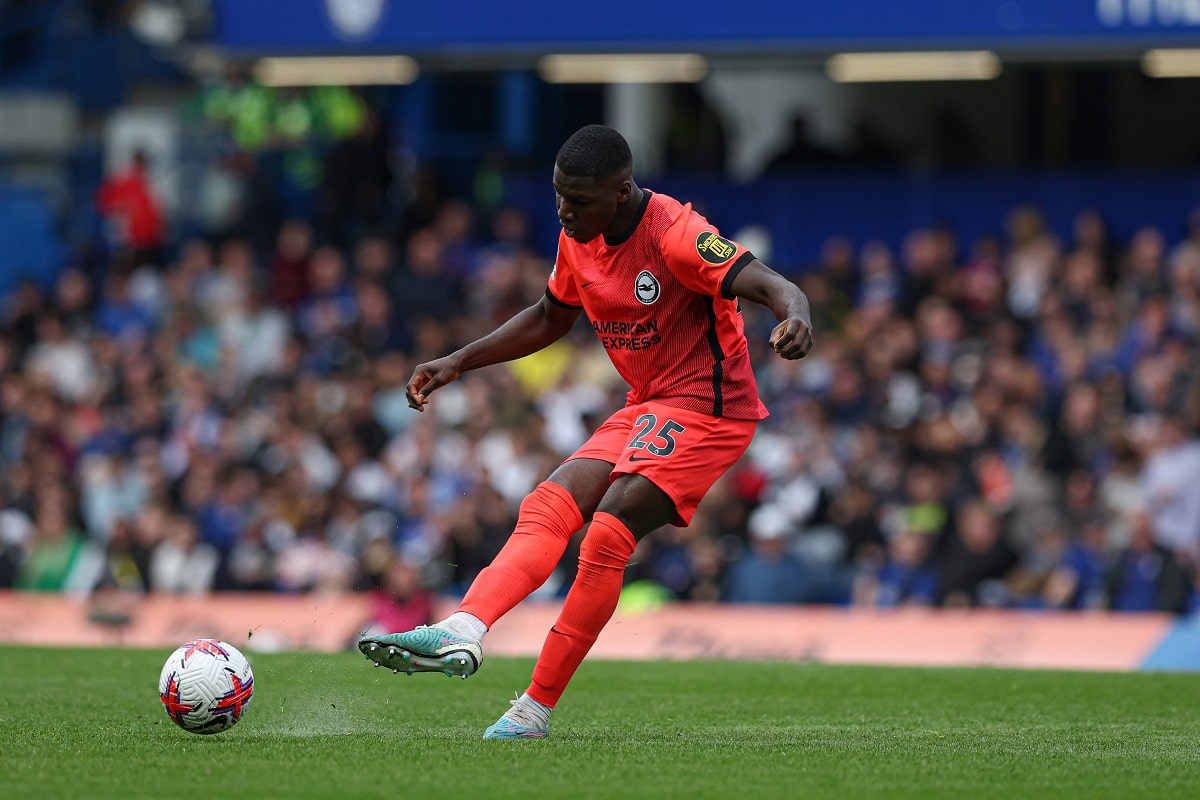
[547,190,768,420]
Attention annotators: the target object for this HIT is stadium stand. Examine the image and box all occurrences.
[3,0,1200,637]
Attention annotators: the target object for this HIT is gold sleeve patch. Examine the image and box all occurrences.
[695,231,737,265]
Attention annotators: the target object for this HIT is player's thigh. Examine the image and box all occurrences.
[609,402,757,528]
[551,404,643,520]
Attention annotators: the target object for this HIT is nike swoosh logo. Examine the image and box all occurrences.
[627,454,656,462]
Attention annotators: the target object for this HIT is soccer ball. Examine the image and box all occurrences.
[158,639,255,735]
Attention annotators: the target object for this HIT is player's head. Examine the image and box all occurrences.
[553,125,637,243]
[556,125,632,181]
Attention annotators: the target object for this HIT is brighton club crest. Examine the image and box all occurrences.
[635,270,660,305]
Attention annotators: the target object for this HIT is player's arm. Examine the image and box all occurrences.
[728,259,814,360]
[406,294,581,411]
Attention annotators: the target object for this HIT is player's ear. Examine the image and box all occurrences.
[615,178,633,203]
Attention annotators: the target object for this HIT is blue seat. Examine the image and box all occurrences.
[0,186,66,295]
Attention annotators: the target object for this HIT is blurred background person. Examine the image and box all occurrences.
[96,149,166,270]
[722,504,812,605]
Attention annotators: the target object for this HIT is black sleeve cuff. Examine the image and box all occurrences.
[720,251,756,299]
[545,288,584,309]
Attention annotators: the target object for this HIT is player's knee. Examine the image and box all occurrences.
[518,480,584,540]
[580,512,638,565]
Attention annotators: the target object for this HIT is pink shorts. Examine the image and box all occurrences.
[566,401,757,526]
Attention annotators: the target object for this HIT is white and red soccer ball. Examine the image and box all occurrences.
[158,639,255,734]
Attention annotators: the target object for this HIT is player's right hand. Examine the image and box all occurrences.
[405,357,462,411]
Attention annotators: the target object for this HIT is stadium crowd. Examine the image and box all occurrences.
[2,149,1200,619]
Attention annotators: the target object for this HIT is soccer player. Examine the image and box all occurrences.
[359,124,814,738]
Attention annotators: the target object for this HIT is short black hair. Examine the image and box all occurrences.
[555,125,632,180]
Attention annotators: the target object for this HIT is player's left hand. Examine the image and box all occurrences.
[769,317,813,360]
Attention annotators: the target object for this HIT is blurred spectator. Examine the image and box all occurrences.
[390,227,467,336]
[1106,510,1192,613]
[896,461,949,543]
[1115,293,1172,380]
[1070,207,1118,287]
[0,503,34,588]
[269,218,315,310]
[825,479,885,570]
[899,227,955,318]
[442,483,518,594]
[854,511,939,607]
[353,233,399,283]
[819,235,860,306]
[631,524,710,602]
[1099,435,1143,551]
[1168,208,1200,294]
[53,269,96,338]
[722,504,812,604]
[351,279,405,358]
[1166,243,1200,339]
[94,271,156,345]
[1118,226,1168,307]
[432,200,478,280]
[958,234,1005,323]
[1040,381,1108,478]
[219,279,292,388]
[1041,514,1111,610]
[96,149,166,269]
[25,310,97,403]
[16,491,93,592]
[1004,206,1060,321]
[1138,413,1200,564]
[296,246,357,346]
[936,499,1019,607]
[856,240,900,312]
[361,548,434,638]
[150,513,219,594]
[272,523,357,593]
[1006,518,1069,608]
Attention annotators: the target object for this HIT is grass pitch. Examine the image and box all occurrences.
[1,645,1198,800]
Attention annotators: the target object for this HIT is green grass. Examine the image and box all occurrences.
[0,645,1198,800]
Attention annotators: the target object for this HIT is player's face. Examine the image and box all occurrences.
[552,166,628,244]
